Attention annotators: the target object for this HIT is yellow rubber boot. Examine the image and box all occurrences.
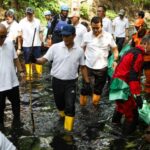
[92,94,101,106]
[64,116,74,132]
[35,64,42,76]
[25,64,33,80]
[79,95,87,106]
[59,111,65,118]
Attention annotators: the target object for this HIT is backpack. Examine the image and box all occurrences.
[53,15,69,33]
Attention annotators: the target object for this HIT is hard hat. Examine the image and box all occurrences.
[61,5,69,11]
[44,10,51,16]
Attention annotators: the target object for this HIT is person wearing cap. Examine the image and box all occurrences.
[1,9,20,52]
[97,5,113,34]
[44,10,52,29]
[112,9,129,52]
[29,24,90,132]
[70,11,87,46]
[79,16,118,108]
[43,10,53,47]
[47,4,71,44]
[18,7,43,80]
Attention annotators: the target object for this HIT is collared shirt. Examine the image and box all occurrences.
[19,17,42,47]
[44,41,85,80]
[102,17,113,34]
[0,38,19,92]
[74,23,87,46]
[1,20,20,42]
[112,16,129,37]
[81,31,117,69]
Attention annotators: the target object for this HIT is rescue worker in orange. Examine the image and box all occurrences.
[131,17,146,47]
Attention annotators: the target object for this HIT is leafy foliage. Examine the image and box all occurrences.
[1,0,61,22]
[80,3,89,20]
[106,10,117,20]
[132,0,150,7]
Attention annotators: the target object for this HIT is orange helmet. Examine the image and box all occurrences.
[134,18,144,27]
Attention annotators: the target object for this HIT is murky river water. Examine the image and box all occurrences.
[3,63,150,150]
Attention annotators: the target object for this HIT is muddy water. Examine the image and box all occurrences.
[3,64,150,150]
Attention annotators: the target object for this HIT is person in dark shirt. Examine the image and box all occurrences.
[47,5,71,44]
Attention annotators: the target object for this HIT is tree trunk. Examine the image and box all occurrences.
[11,0,19,10]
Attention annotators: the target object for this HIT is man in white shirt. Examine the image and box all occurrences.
[80,16,119,108]
[29,24,90,132]
[0,24,24,130]
[18,7,43,80]
[97,5,113,34]
[1,9,20,52]
[112,9,129,52]
[70,11,87,46]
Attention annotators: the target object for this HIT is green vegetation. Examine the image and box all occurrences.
[1,0,61,22]
[106,10,118,20]
[0,0,149,22]
[132,0,150,8]
[80,3,89,20]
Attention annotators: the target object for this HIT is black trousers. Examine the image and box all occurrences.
[81,67,107,95]
[0,86,20,123]
[52,77,77,117]
[116,37,125,52]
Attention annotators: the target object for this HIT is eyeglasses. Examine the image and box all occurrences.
[0,35,7,39]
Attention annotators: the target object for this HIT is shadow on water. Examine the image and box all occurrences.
[50,133,77,150]
[110,138,126,150]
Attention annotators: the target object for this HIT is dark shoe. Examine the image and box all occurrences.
[112,110,123,125]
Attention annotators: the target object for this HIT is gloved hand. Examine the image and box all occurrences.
[28,53,36,63]
[134,95,143,109]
